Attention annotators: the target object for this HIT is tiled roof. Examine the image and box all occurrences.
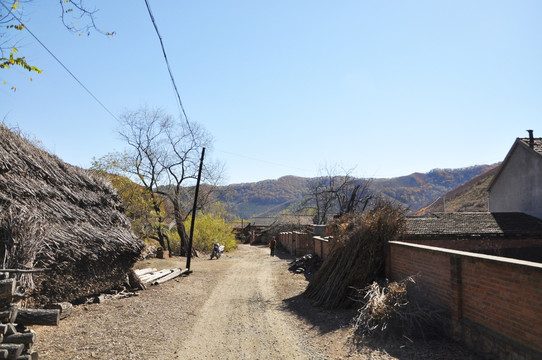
[250,214,314,227]
[404,212,542,238]
[519,137,542,155]
[250,217,276,227]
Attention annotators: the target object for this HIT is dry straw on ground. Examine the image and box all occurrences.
[304,200,405,309]
[352,277,445,340]
[0,124,143,304]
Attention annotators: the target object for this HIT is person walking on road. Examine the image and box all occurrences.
[269,237,276,257]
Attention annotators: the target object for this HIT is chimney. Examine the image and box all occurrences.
[527,129,534,149]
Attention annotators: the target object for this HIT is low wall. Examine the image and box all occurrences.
[387,241,542,360]
[313,236,333,260]
[401,237,542,262]
[278,232,313,256]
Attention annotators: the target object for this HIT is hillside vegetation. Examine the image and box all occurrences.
[216,164,499,219]
[415,165,500,215]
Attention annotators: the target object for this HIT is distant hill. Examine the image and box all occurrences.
[372,164,500,211]
[215,176,311,219]
[215,164,499,219]
[415,164,500,215]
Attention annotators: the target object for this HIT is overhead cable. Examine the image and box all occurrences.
[143,0,190,127]
[0,1,119,122]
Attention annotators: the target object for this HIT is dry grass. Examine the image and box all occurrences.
[352,277,445,340]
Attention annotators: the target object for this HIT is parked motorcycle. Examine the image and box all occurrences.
[210,243,225,260]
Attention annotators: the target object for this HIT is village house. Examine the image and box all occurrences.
[388,130,542,360]
[488,130,542,219]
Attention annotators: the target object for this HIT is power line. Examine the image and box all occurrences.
[0,2,119,122]
[216,148,313,174]
[143,0,190,127]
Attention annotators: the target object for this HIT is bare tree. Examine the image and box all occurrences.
[1,1,113,81]
[118,107,221,256]
[303,165,374,224]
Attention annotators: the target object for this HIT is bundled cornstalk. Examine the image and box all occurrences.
[352,277,445,340]
[304,200,405,309]
[0,124,144,305]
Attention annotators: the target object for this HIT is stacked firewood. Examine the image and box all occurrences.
[0,276,61,360]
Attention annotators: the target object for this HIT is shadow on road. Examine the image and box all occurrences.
[282,293,356,335]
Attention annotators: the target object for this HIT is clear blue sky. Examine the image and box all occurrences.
[2,1,541,184]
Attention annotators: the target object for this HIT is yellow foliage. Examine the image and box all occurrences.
[184,213,237,253]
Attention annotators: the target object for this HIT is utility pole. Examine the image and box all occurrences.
[186,147,205,271]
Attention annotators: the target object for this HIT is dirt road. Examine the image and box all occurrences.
[179,244,315,359]
[32,244,480,359]
[32,244,327,359]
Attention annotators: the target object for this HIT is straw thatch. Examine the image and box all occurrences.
[0,124,144,304]
[304,200,405,309]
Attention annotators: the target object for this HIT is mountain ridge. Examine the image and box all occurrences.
[215,164,500,219]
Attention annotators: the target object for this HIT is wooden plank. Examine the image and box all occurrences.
[141,269,174,283]
[152,268,184,285]
[138,269,171,281]
[134,268,157,276]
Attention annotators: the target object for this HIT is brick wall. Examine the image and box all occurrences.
[278,232,313,256]
[401,237,542,254]
[388,241,542,359]
[313,236,333,260]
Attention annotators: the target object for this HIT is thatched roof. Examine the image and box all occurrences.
[0,124,143,304]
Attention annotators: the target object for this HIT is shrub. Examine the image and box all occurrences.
[184,213,237,253]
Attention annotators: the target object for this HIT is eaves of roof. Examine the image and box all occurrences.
[487,138,542,192]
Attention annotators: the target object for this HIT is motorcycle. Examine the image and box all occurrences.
[210,243,225,260]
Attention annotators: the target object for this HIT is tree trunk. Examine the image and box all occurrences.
[15,309,60,326]
[150,194,167,250]
[3,331,35,345]
[172,201,194,257]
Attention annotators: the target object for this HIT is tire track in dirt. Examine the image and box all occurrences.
[178,244,316,359]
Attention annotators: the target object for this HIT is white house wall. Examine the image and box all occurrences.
[489,142,542,219]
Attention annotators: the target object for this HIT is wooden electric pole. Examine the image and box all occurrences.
[186,147,205,272]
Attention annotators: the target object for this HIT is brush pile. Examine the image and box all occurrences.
[304,200,405,309]
[352,277,445,340]
[0,124,144,304]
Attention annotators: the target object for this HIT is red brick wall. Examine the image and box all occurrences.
[388,241,542,359]
[389,243,452,309]
[313,237,333,260]
[278,232,313,256]
[401,237,542,253]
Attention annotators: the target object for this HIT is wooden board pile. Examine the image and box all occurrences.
[0,277,61,360]
[135,268,189,286]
